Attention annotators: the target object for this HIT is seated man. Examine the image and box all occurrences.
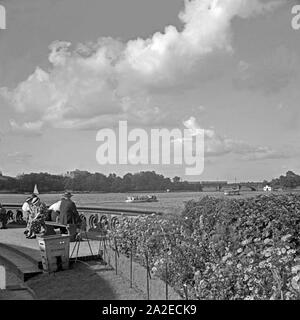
[58,192,81,226]
[57,192,81,241]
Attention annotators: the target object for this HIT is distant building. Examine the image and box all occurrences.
[65,169,90,179]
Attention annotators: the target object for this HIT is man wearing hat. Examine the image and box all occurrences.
[58,192,81,226]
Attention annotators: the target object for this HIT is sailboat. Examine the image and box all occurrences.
[33,184,39,195]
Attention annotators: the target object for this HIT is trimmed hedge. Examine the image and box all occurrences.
[111,194,300,300]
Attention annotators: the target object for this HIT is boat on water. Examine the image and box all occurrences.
[224,183,242,196]
[125,195,158,203]
[224,188,240,196]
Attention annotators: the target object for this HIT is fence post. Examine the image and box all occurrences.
[145,252,150,300]
[130,245,133,288]
[114,237,118,275]
[184,284,189,300]
[107,237,111,266]
[165,257,169,300]
[103,237,106,261]
[0,265,6,290]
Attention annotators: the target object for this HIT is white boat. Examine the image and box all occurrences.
[125,195,158,203]
[224,188,240,196]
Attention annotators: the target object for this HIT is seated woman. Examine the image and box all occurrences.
[23,195,35,235]
[26,197,48,239]
[0,203,7,229]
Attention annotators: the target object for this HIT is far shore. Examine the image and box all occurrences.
[1,188,300,195]
[0,190,203,195]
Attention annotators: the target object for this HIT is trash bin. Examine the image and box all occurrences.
[37,235,70,273]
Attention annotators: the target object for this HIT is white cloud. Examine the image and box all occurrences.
[1,0,284,132]
[182,116,294,160]
[9,119,43,136]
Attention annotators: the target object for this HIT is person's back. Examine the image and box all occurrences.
[59,194,80,226]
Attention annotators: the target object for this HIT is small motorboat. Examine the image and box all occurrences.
[224,189,240,196]
[125,195,158,203]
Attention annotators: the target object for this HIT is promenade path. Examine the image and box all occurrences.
[27,262,146,300]
[0,225,145,300]
[0,259,34,300]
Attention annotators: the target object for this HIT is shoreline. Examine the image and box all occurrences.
[1,189,299,195]
[0,190,205,195]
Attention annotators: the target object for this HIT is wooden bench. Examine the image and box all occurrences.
[44,222,77,242]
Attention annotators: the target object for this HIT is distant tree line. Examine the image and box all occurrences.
[0,170,202,193]
[266,171,300,189]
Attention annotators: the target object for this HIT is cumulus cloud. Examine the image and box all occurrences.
[1,0,283,132]
[182,116,294,160]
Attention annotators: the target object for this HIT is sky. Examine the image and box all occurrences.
[0,0,300,182]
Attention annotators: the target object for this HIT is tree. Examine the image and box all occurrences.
[173,176,181,183]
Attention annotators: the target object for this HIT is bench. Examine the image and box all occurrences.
[44,222,77,242]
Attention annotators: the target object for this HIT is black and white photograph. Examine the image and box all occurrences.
[0,0,300,307]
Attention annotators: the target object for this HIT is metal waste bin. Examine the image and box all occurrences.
[37,235,70,273]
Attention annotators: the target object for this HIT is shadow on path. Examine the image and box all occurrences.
[27,262,117,300]
[27,262,145,300]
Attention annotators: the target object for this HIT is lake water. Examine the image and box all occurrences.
[0,191,273,214]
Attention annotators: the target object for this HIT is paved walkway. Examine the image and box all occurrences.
[0,225,145,300]
[0,258,34,300]
[27,262,145,300]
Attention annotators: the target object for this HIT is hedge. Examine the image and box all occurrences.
[110,194,300,300]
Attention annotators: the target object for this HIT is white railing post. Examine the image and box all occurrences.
[0,265,6,290]
[0,4,6,30]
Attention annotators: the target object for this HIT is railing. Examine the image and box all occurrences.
[2,204,163,231]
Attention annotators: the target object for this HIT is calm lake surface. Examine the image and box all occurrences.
[0,191,285,214]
